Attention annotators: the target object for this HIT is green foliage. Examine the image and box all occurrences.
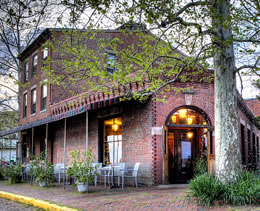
[0,165,4,180]
[223,171,260,205]
[66,149,98,184]
[2,163,23,184]
[30,153,54,186]
[189,171,260,206]
[193,152,208,176]
[189,174,225,206]
[0,111,18,131]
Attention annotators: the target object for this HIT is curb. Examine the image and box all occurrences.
[0,191,78,211]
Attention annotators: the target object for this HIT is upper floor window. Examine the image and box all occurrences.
[41,84,47,111]
[43,48,48,60]
[31,88,36,114]
[107,53,116,74]
[24,60,29,82]
[23,93,27,118]
[32,54,38,76]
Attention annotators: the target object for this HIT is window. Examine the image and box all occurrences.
[252,132,256,168]
[31,88,36,114]
[168,108,208,126]
[240,124,246,164]
[32,54,38,76]
[23,93,27,118]
[257,136,259,162]
[247,129,251,166]
[104,117,122,164]
[42,48,48,67]
[43,48,48,60]
[41,84,47,111]
[24,61,29,82]
[107,53,116,74]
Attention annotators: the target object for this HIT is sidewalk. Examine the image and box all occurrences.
[0,181,259,211]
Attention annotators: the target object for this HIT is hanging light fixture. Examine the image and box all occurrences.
[187,132,193,138]
[112,124,118,131]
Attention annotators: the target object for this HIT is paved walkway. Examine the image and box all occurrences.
[0,198,43,211]
[0,181,259,211]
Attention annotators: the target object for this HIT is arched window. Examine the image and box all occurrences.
[167,107,209,126]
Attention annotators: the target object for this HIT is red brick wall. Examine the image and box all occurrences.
[245,99,260,116]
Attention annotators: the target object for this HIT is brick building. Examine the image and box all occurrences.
[245,98,260,117]
[0,26,259,185]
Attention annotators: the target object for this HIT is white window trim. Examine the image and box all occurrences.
[31,84,37,90]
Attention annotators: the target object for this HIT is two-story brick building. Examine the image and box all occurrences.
[0,26,259,185]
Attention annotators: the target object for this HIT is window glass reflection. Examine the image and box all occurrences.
[168,108,207,125]
[104,117,122,164]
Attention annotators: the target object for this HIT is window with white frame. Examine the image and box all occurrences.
[107,53,116,74]
[41,84,47,111]
[31,88,36,114]
[24,60,29,82]
[32,54,38,76]
[23,93,27,118]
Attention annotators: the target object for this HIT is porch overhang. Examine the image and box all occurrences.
[0,96,121,137]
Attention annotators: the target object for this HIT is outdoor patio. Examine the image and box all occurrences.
[0,180,259,211]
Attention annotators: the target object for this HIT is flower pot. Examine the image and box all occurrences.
[39,180,46,187]
[77,182,88,193]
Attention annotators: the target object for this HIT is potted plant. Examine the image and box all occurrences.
[67,149,97,193]
[2,163,23,184]
[30,153,54,187]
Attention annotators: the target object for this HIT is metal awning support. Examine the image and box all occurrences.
[86,111,89,192]
[0,136,3,166]
[45,124,48,161]
[63,118,67,189]
[32,128,34,158]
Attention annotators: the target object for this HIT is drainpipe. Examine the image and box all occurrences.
[63,118,67,189]
[86,111,89,192]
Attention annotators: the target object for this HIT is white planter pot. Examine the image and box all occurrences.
[39,181,46,187]
[77,182,88,193]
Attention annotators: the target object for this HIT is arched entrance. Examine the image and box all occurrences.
[163,106,212,184]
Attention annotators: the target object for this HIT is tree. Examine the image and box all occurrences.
[0,0,58,115]
[46,0,259,182]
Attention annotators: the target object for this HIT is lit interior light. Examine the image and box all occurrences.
[112,124,118,131]
[179,109,187,118]
[171,115,177,123]
[187,132,193,138]
[204,128,208,133]
[188,117,193,125]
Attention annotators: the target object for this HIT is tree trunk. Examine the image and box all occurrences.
[213,0,241,182]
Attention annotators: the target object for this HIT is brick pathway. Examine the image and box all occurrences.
[0,181,259,211]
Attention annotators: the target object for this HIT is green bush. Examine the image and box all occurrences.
[223,171,260,205]
[189,171,260,206]
[189,174,225,206]
[66,149,98,185]
[193,152,208,175]
[0,166,4,180]
[3,163,23,184]
[30,153,54,187]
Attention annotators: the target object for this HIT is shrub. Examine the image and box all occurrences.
[189,174,225,206]
[66,149,98,185]
[223,171,260,205]
[30,153,54,186]
[193,152,208,175]
[3,163,23,184]
[189,171,260,206]
[0,166,4,180]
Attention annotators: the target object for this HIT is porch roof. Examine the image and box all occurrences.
[0,96,121,137]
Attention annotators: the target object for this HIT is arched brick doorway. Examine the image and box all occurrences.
[163,106,212,184]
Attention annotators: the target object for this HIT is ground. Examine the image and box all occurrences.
[0,181,259,211]
[0,198,43,211]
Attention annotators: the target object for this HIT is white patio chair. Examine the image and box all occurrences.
[22,163,31,180]
[99,164,112,187]
[92,163,102,186]
[54,163,68,184]
[121,162,140,189]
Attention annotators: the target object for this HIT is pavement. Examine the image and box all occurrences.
[0,180,259,211]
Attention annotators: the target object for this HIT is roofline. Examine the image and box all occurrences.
[18,27,150,60]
